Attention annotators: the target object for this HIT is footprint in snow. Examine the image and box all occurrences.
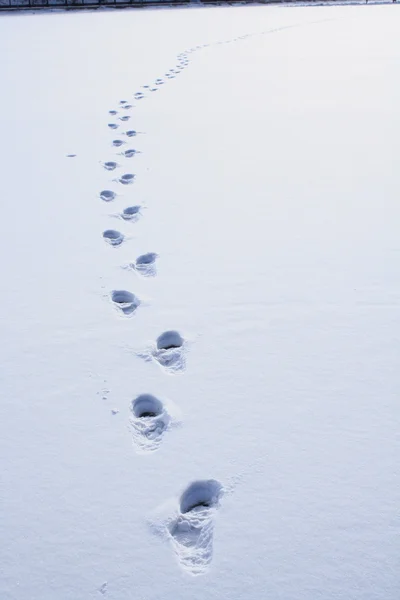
[120,205,141,221]
[112,139,125,147]
[134,92,144,100]
[155,79,164,85]
[108,123,119,130]
[119,115,130,122]
[66,154,76,158]
[103,229,124,246]
[109,110,117,115]
[122,104,133,110]
[122,149,138,158]
[139,330,186,374]
[111,290,140,316]
[151,480,223,576]
[102,161,119,171]
[119,100,128,105]
[125,130,139,138]
[118,173,135,185]
[129,252,158,277]
[100,190,116,202]
[130,394,180,453]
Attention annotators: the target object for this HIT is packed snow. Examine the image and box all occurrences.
[0,3,399,599]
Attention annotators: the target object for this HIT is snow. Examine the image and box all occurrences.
[1,3,399,599]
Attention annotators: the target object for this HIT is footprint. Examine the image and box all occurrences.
[134,92,144,100]
[66,154,76,158]
[132,252,158,277]
[130,394,178,453]
[155,79,164,85]
[143,331,186,374]
[103,161,119,171]
[111,290,140,316]
[108,123,119,130]
[150,88,158,92]
[119,100,128,105]
[100,190,116,202]
[109,110,118,115]
[122,104,133,110]
[121,205,141,221]
[125,130,138,138]
[118,173,135,185]
[103,229,124,246]
[123,149,138,158]
[119,115,130,122]
[112,139,125,147]
[157,480,223,575]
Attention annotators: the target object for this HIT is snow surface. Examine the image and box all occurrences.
[1,3,400,599]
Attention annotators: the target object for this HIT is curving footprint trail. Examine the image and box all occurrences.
[94,12,337,575]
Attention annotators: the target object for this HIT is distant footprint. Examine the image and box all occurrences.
[100,190,116,202]
[119,115,130,122]
[111,290,140,316]
[140,330,186,374]
[108,123,119,130]
[131,252,158,277]
[109,110,118,115]
[125,130,138,138]
[112,139,125,147]
[121,205,141,221]
[103,229,124,246]
[130,394,180,453]
[155,79,164,85]
[118,173,135,185]
[123,149,138,158]
[122,104,133,110]
[103,161,119,171]
[134,92,145,100]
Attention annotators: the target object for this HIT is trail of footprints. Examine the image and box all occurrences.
[95,26,301,575]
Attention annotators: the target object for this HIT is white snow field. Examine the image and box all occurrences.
[1,3,400,599]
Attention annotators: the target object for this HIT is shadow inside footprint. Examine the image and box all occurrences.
[113,139,125,147]
[108,123,118,130]
[130,394,171,453]
[168,480,222,575]
[111,290,140,315]
[103,229,124,246]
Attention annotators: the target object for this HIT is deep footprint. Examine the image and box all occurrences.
[125,130,138,138]
[100,190,116,202]
[112,139,125,147]
[103,229,124,246]
[108,123,119,130]
[130,394,171,453]
[168,480,223,575]
[119,115,130,122]
[150,331,185,373]
[111,290,140,315]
